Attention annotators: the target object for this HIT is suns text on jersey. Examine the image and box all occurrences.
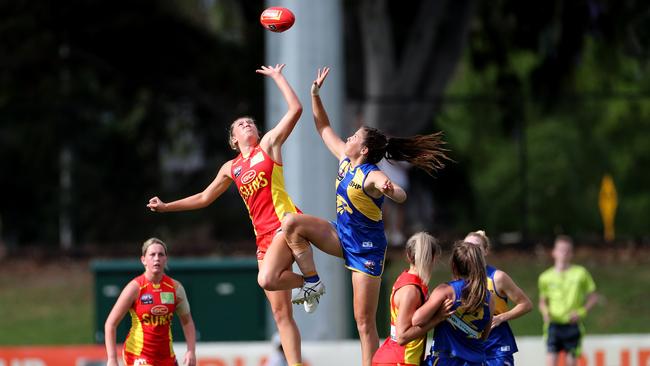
[239,171,269,199]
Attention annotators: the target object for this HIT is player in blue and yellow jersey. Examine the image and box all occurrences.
[465,230,533,366]
[105,238,196,366]
[147,64,311,366]
[413,241,495,366]
[538,235,598,366]
[282,67,449,366]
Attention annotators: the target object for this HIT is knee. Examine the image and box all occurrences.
[354,313,376,336]
[281,213,299,235]
[257,270,278,291]
[270,304,292,325]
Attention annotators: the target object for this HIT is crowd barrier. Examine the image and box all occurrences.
[1,335,649,366]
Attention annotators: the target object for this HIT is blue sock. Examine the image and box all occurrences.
[304,274,320,283]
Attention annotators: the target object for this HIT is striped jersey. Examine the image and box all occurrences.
[231,145,299,237]
[373,271,429,365]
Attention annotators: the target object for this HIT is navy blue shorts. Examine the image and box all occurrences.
[546,323,582,356]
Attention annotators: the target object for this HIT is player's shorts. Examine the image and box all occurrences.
[123,352,178,366]
[330,221,386,277]
[423,354,483,366]
[255,227,282,261]
[546,323,582,356]
[485,355,515,366]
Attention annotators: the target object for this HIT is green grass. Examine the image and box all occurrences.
[0,260,93,345]
[1,248,648,345]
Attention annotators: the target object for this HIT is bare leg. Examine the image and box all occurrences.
[258,232,304,291]
[262,278,301,365]
[351,271,381,366]
[282,213,343,258]
[565,352,577,366]
[547,352,558,366]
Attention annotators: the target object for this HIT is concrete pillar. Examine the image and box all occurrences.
[265,0,348,340]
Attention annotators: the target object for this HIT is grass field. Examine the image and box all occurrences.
[1,247,649,345]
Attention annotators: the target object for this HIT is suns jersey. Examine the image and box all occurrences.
[430,279,491,363]
[373,271,429,366]
[124,274,178,363]
[335,157,387,253]
[231,145,299,237]
[484,265,518,358]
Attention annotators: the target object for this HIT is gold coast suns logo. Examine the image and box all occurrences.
[336,194,353,215]
[239,169,269,199]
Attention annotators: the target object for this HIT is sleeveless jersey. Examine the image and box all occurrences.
[124,274,178,363]
[231,145,299,237]
[335,158,387,275]
[373,271,429,365]
[430,279,491,363]
[484,265,518,358]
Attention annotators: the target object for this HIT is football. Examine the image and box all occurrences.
[260,7,295,33]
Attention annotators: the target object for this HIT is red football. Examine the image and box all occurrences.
[260,7,295,33]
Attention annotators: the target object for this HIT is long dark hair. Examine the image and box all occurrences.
[361,126,449,176]
[450,241,488,314]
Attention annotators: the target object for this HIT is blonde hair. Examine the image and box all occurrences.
[405,232,440,284]
[465,230,490,254]
[141,237,168,256]
[450,241,488,314]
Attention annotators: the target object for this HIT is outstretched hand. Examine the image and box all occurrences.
[256,64,285,78]
[311,66,330,96]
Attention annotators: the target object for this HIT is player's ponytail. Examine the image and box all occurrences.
[361,126,449,176]
[450,241,488,314]
[405,232,440,284]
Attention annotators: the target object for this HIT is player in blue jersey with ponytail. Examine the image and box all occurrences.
[465,230,533,366]
[413,241,494,366]
[281,67,449,366]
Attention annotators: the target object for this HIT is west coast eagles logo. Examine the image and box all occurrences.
[336,195,353,215]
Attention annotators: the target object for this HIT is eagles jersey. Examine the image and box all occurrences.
[430,279,491,364]
[484,265,518,358]
[334,158,387,277]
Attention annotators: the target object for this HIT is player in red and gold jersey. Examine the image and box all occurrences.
[372,232,451,366]
[147,64,312,366]
[105,238,196,366]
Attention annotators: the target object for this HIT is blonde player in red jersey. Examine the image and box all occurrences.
[147,64,314,366]
[105,238,196,366]
[372,232,452,366]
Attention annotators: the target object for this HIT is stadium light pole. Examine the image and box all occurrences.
[265,0,348,340]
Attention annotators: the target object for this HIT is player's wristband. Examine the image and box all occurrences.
[311,82,320,96]
[576,307,587,318]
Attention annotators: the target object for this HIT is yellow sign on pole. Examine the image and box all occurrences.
[598,174,617,242]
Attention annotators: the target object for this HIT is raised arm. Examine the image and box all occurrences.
[104,281,138,366]
[311,67,346,160]
[147,161,233,213]
[491,270,533,329]
[258,64,303,162]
